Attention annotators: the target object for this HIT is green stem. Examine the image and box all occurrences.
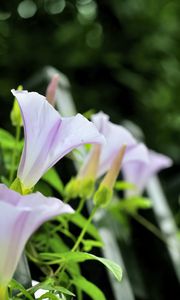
[0,285,8,300]
[9,124,21,183]
[132,213,166,244]
[71,205,98,252]
[76,197,86,214]
[58,205,99,284]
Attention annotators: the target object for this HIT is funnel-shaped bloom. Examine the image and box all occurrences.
[11,90,105,189]
[80,112,149,179]
[0,184,73,290]
[122,149,173,194]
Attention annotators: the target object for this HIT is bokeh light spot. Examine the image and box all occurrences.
[0,12,11,21]
[17,0,37,19]
[44,0,66,15]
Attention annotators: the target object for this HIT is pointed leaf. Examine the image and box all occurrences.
[43,168,64,196]
[41,252,122,282]
[71,276,106,300]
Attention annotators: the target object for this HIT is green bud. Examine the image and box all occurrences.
[10,85,23,127]
[64,177,81,200]
[65,177,95,200]
[93,185,113,207]
[79,178,94,199]
[10,177,33,195]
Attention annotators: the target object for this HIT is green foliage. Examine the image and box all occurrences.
[115,180,136,191]
[43,168,64,196]
[110,197,152,215]
[0,2,179,298]
[0,129,22,150]
[71,276,106,300]
[9,279,34,300]
[62,212,102,241]
[40,251,123,282]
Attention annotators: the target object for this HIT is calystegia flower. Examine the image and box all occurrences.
[80,112,149,179]
[11,90,105,190]
[122,148,173,194]
[0,184,73,297]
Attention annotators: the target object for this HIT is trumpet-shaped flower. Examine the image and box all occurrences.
[11,90,105,189]
[80,112,149,179]
[122,149,173,194]
[0,184,73,293]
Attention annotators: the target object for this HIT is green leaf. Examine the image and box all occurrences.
[117,197,152,214]
[83,109,96,119]
[36,284,75,296]
[37,292,60,300]
[49,234,69,253]
[62,212,102,241]
[40,252,122,282]
[115,180,136,191]
[0,129,23,150]
[43,168,64,195]
[9,279,34,300]
[71,276,106,300]
[82,239,103,251]
[34,181,53,197]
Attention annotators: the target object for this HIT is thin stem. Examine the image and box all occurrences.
[0,286,8,300]
[9,124,21,183]
[132,213,166,244]
[76,197,86,214]
[71,205,98,252]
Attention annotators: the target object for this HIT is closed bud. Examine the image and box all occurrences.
[94,185,113,207]
[93,145,126,207]
[46,74,59,106]
[101,145,126,190]
[78,145,101,180]
[64,177,81,200]
[65,177,95,200]
[79,177,94,199]
[10,85,23,127]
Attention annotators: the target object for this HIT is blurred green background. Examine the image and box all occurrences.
[0,0,179,210]
[0,1,180,299]
[1,0,180,157]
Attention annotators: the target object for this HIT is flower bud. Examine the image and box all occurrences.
[72,144,101,199]
[93,145,126,207]
[79,177,94,199]
[101,145,126,189]
[10,85,23,127]
[78,145,101,179]
[94,185,113,207]
[46,74,59,106]
[64,177,81,200]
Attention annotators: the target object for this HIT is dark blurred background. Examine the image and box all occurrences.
[0,0,179,214]
[0,1,179,298]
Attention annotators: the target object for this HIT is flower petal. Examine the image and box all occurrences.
[91,112,138,177]
[122,149,173,194]
[0,184,73,286]
[11,90,105,188]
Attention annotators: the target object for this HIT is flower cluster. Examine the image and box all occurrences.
[0,83,172,299]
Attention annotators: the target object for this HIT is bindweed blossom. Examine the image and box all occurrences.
[0,184,73,297]
[11,90,105,190]
[79,112,149,180]
[122,148,173,195]
[66,112,149,201]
